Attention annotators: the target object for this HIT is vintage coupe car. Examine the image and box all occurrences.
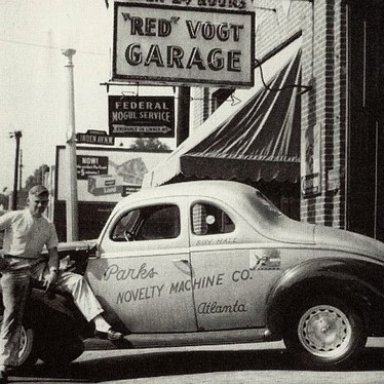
[5,180,384,369]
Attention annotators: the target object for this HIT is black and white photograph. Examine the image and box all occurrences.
[1,1,384,383]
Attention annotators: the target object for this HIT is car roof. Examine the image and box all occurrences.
[116,180,256,208]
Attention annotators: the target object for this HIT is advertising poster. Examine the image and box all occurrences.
[301,123,321,198]
[56,146,171,203]
[55,146,171,240]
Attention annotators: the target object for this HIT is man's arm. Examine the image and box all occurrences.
[0,210,14,231]
[0,211,15,256]
[43,247,60,292]
[46,222,59,270]
[47,246,60,271]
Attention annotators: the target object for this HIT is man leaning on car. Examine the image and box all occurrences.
[0,185,123,384]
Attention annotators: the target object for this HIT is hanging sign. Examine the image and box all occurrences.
[112,2,255,87]
[76,130,115,146]
[109,95,175,137]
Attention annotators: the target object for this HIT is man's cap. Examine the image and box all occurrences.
[28,185,49,198]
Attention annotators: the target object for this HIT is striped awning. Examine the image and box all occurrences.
[143,39,302,187]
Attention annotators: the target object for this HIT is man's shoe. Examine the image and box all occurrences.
[0,370,8,384]
[95,328,124,341]
[107,329,124,341]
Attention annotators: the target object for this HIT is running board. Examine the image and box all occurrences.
[85,328,274,350]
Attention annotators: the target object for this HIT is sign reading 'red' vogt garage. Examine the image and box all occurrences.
[112,2,255,87]
[109,96,175,138]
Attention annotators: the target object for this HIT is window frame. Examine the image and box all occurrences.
[190,200,235,237]
[110,203,181,242]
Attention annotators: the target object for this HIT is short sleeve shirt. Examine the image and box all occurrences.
[0,209,59,259]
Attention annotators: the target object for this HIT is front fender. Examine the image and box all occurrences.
[40,240,97,275]
[23,288,92,339]
[266,258,384,337]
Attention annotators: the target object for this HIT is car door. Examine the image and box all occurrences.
[188,197,281,331]
[85,196,197,333]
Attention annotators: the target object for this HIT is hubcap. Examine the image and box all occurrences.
[298,305,352,358]
[17,326,33,365]
[0,319,34,367]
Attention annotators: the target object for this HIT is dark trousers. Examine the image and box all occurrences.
[0,269,31,369]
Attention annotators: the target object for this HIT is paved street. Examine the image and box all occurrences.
[9,338,384,384]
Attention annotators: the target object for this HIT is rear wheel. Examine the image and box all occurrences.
[284,296,367,369]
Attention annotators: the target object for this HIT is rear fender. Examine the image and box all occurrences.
[266,258,384,337]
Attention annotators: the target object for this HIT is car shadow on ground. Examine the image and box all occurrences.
[20,345,384,382]
[22,347,290,382]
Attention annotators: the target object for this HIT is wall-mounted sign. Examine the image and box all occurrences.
[112,3,255,87]
[142,0,250,11]
[109,96,175,137]
[76,130,115,146]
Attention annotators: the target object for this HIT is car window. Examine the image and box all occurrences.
[191,203,235,236]
[111,204,180,241]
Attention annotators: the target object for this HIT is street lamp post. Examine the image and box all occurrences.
[10,130,22,210]
[62,48,79,241]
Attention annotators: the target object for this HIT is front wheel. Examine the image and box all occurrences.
[17,324,39,369]
[284,296,367,369]
[0,317,38,370]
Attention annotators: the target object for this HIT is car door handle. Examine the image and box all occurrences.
[172,259,193,276]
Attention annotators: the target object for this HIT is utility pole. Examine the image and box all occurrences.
[10,130,22,210]
[176,86,190,146]
[62,48,79,241]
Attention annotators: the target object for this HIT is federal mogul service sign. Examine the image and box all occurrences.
[109,96,175,137]
[112,2,255,87]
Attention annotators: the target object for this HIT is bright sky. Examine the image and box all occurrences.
[0,0,289,193]
[0,0,118,192]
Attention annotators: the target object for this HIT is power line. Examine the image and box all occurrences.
[0,37,107,56]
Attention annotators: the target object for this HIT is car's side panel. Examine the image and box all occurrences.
[85,197,197,333]
[188,196,284,330]
[190,244,282,330]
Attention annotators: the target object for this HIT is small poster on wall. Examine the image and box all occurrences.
[301,123,321,198]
